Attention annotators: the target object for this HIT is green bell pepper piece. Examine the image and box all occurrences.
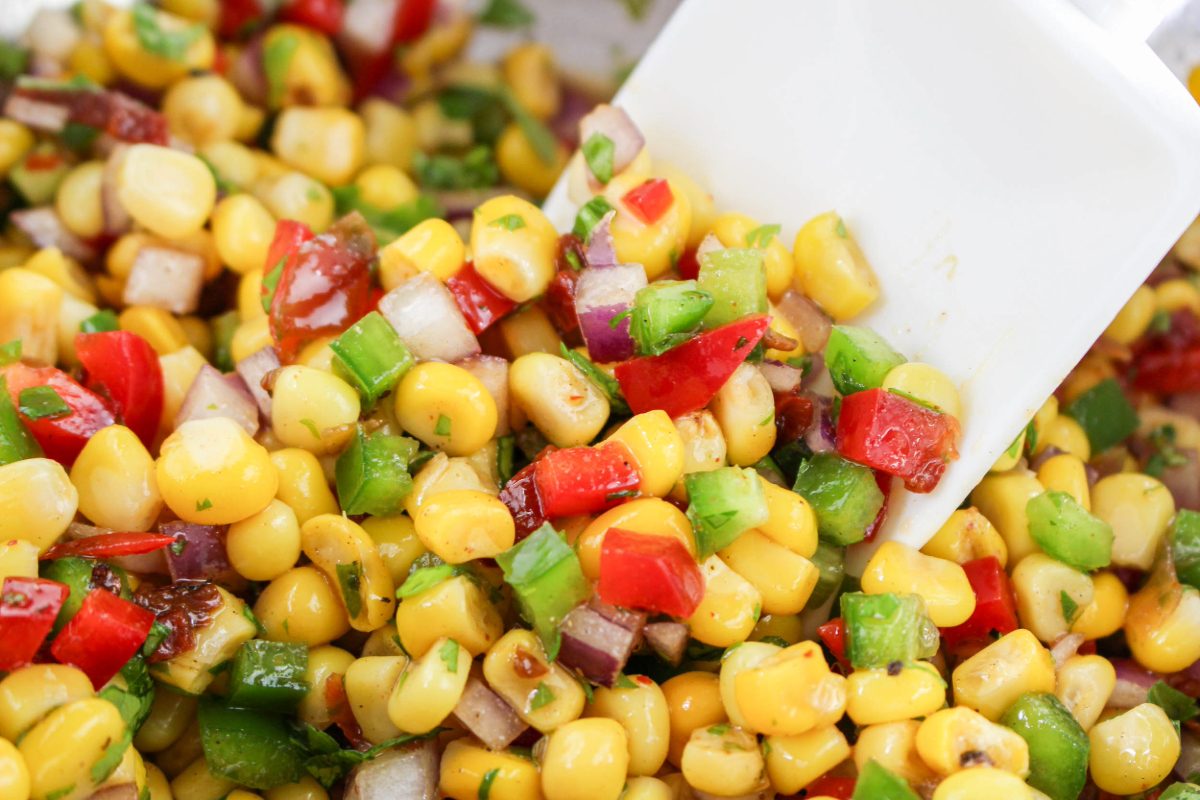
[804,540,846,611]
[0,375,42,466]
[628,280,714,355]
[851,760,921,800]
[825,325,907,396]
[329,311,415,407]
[840,592,938,669]
[226,641,310,712]
[1000,692,1089,800]
[39,556,94,636]
[792,452,884,545]
[1172,509,1200,592]
[496,523,590,662]
[684,467,770,559]
[1162,784,1200,800]
[1062,377,1139,454]
[334,427,418,516]
[696,248,767,329]
[197,699,309,789]
[1026,490,1113,572]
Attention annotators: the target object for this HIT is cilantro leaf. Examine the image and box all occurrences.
[132,3,204,61]
[582,132,615,185]
[478,0,535,27]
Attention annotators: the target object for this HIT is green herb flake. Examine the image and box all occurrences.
[575,674,594,704]
[0,42,30,82]
[489,214,527,231]
[336,561,364,619]
[0,339,21,367]
[582,132,615,185]
[261,255,287,314]
[478,0,535,27]
[615,674,638,689]
[573,196,617,241]
[439,639,460,674]
[1059,590,1079,624]
[1147,680,1200,722]
[46,786,76,800]
[132,3,203,61]
[745,223,782,249]
[80,309,119,334]
[299,418,321,439]
[90,728,132,783]
[396,563,457,598]
[434,414,453,437]
[760,636,790,648]
[170,538,186,556]
[835,217,848,238]
[529,681,556,711]
[559,343,631,416]
[263,33,300,107]
[887,388,943,414]
[18,386,71,421]
[706,723,731,736]
[758,410,775,427]
[142,621,169,657]
[477,767,501,800]
[565,250,583,271]
[196,498,213,512]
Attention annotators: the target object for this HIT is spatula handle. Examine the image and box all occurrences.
[1070,0,1190,40]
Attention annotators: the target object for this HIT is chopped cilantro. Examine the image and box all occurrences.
[299,418,321,439]
[615,674,638,689]
[478,768,500,800]
[478,0,535,27]
[434,414,452,437]
[336,562,364,618]
[263,33,299,107]
[835,217,848,238]
[529,681,556,711]
[1059,591,1079,624]
[582,132,615,185]
[196,498,212,512]
[439,639,460,674]
[80,309,120,333]
[706,723,731,736]
[0,339,21,367]
[490,214,526,231]
[745,223,782,249]
[888,387,943,413]
[132,3,204,61]
[396,563,456,598]
[758,410,775,427]
[18,386,71,420]
[1148,680,1200,722]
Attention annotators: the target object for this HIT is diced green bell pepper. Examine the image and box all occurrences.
[334,427,418,516]
[999,692,1089,800]
[628,280,714,356]
[1162,784,1200,800]
[329,311,415,407]
[0,375,42,466]
[39,556,94,636]
[1171,509,1200,592]
[684,467,770,559]
[1062,377,1139,454]
[792,452,884,545]
[696,248,767,329]
[1026,490,1113,572]
[226,641,310,712]
[840,592,938,669]
[9,142,70,205]
[496,523,590,662]
[210,310,241,373]
[851,760,921,800]
[197,699,309,789]
[804,540,846,611]
[825,326,907,396]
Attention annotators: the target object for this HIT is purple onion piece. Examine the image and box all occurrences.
[175,364,260,436]
[2,94,68,131]
[775,289,833,353]
[343,739,439,800]
[550,87,592,150]
[585,211,618,268]
[557,599,646,688]
[574,263,646,363]
[803,392,836,454]
[642,621,689,666]
[10,208,96,263]
[1029,444,1066,472]
[579,104,645,178]
[1160,447,1200,512]
[160,521,242,589]
[758,360,802,394]
[236,346,281,419]
[452,672,528,751]
[378,273,480,364]
[122,246,205,314]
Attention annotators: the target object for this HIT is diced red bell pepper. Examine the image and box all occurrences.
[218,0,264,38]
[74,331,163,449]
[0,577,69,671]
[446,262,516,334]
[543,269,581,335]
[863,470,893,543]
[817,617,849,669]
[534,442,641,518]
[393,0,435,41]
[41,532,177,562]
[802,775,856,800]
[598,528,704,617]
[1133,346,1200,394]
[278,0,344,34]
[774,391,815,444]
[325,673,370,751]
[614,314,771,418]
[621,178,674,225]
[835,388,960,494]
[676,247,700,281]
[0,363,116,466]
[50,588,156,688]
[499,464,549,543]
[938,556,1018,650]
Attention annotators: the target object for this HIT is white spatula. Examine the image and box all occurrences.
[541,0,1200,566]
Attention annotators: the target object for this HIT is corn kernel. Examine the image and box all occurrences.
[471,195,559,302]
[359,99,419,172]
[733,642,847,736]
[1055,655,1115,731]
[70,425,162,532]
[951,629,1055,721]
[0,459,78,554]
[1091,473,1175,570]
[0,269,63,364]
[845,662,946,726]
[686,556,763,648]
[916,706,1030,778]
[764,726,851,795]
[272,107,364,187]
[162,74,244,147]
[1088,704,1179,796]
[970,471,1045,564]
[862,541,976,627]
[1011,553,1094,643]
[211,194,276,275]
[793,211,878,320]
[922,507,1008,567]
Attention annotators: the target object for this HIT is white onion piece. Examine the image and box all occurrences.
[775,289,833,353]
[344,740,439,800]
[102,145,132,236]
[574,263,646,363]
[695,231,724,261]
[175,364,260,436]
[585,211,618,268]
[66,522,168,575]
[1109,659,1157,708]
[338,0,398,59]
[579,104,645,179]
[122,245,205,314]
[378,273,480,364]
[1178,729,1200,781]
[1,94,68,132]
[9,208,96,263]
[236,346,281,418]
[1049,632,1085,667]
[21,9,81,63]
[758,359,802,394]
[456,355,510,437]
[452,673,528,751]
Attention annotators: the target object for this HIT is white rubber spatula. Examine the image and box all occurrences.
[541,0,1200,565]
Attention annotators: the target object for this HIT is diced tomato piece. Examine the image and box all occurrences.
[774,391,815,443]
[818,617,848,669]
[278,0,344,34]
[863,470,893,543]
[621,178,674,225]
[675,247,700,280]
[543,269,581,335]
[50,588,156,688]
[446,262,516,334]
[598,528,704,617]
[802,775,856,800]
[836,388,960,493]
[41,532,177,562]
[499,464,548,542]
[265,220,315,273]
[74,331,163,449]
[614,314,770,418]
[218,0,264,38]
[939,556,1019,650]
[393,0,435,42]
[0,577,69,671]
[534,442,640,518]
[1133,345,1200,394]
[0,363,116,466]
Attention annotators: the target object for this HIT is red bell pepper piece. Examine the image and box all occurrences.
[50,588,156,688]
[446,262,516,334]
[621,178,674,225]
[40,532,177,562]
[1133,346,1200,394]
[74,331,163,449]
[863,470,893,543]
[0,577,69,671]
[802,775,856,800]
[817,617,849,669]
[218,0,264,38]
[543,269,581,335]
[675,247,700,281]
[938,556,1018,650]
[278,0,344,34]
[614,314,771,418]
[499,464,549,543]
[0,363,116,466]
[835,388,960,494]
[774,391,815,443]
[598,528,704,617]
[325,673,370,751]
[534,442,641,518]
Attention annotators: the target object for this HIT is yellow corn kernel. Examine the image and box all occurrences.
[115,145,216,239]
[585,676,669,777]
[54,161,105,240]
[751,614,804,646]
[379,218,464,284]
[358,99,418,172]
[652,161,715,251]
[916,706,1029,779]
[709,212,793,299]
[1072,570,1128,640]
[922,508,1008,568]
[394,362,497,456]
[404,453,496,518]
[603,173,692,282]
[354,164,418,210]
[439,739,541,800]
[605,411,683,498]
[238,269,266,322]
[661,672,726,767]
[501,43,559,120]
[271,107,364,187]
[576,499,694,581]
[540,718,629,800]
[708,363,776,466]
[0,665,94,743]
[952,629,1055,721]
[226,499,300,582]
[56,295,98,367]
[969,471,1045,564]
[718,641,781,729]
[262,25,349,110]
[0,738,30,800]
[764,726,851,796]
[718,529,818,615]
[853,721,936,787]
[1035,414,1091,462]
[105,232,150,280]
[19,698,126,800]
[296,646,354,730]
[270,448,340,526]
[257,172,335,233]
[70,424,162,532]
[483,629,586,732]
[751,479,818,558]
[0,269,62,364]
[499,306,562,358]
[846,663,947,726]
[170,758,234,800]
[0,121,35,177]
[143,764,171,800]
[271,365,360,455]
[931,767,1031,800]
[120,306,189,357]
[619,777,670,800]
[1088,704,1179,796]
[254,566,349,647]
[471,195,559,302]
[103,7,213,89]
[24,248,95,305]
[156,586,256,695]
[360,515,425,588]
[0,459,78,554]
[881,362,961,420]
[1036,453,1090,511]
[342,656,407,745]
[1104,285,1157,344]
[413,490,514,564]
[1055,654,1115,732]
[1156,277,1200,315]
[1091,473,1175,570]
[211,194,275,275]
[793,211,878,320]
[133,690,197,754]
[1125,559,1200,673]
[301,514,395,632]
[162,74,243,147]
[157,417,277,524]
[680,725,766,798]
[0,539,39,583]
[686,556,763,648]
[990,428,1025,474]
[672,410,728,493]
[68,35,116,83]
[495,123,569,198]
[178,316,212,360]
[733,642,847,736]
[230,315,272,363]
[388,636,470,735]
[1011,553,1094,643]
[396,574,503,658]
[200,141,257,190]
[862,541,976,628]
[509,353,610,448]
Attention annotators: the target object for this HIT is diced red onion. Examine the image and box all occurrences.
[10,208,96,264]
[236,346,281,419]
[804,392,837,453]
[102,145,132,236]
[1091,445,1128,481]
[1160,447,1200,511]
[344,740,439,800]
[1049,632,1085,666]
[456,355,510,437]
[434,187,533,221]
[1,94,69,131]
[585,211,618,268]
[759,360,803,394]
[1178,729,1200,781]
[452,671,528,751]
[160,520,242,589]
[550,87,593,150]
[775,289,833,353]
[83,785,139,800]
[1109,658,1158,708]
[175,365,260,436]
[122,246,206,314]
[642,621,689,666]
[66,522,168,575]
[574,263,646,363]
[557,598,646,688]
[228,38,267,107]
[21,9,81,63]
[378,273,480,364]
[579,104,645,180]
[1029,444,1066,472]
[338,0,398,59]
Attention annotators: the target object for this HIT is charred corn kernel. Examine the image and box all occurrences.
[680,725,765,797]
[295,645,354,730]
[846,663,947,726]
[922,507,1008,567]
[1156,277,1200,315]
[509,353,610,448]
[652,161,715,251]
[0,269,61,365]
[862,541,976,627]
[854,721,935,787]
[916,706,1029,778]
[952,630,1055,721]
[103,7,213,89]
[144,764,171,800]
[1091,473,1175,570]
[254,566,350,647]
[577,498,694,581]
[931,767,1030,800]
[169,758,235,800]
[301,514,396,632]
[162,74,243,147]
[734,642,847,736]
[1011,553,1094,643]
[0,540,38,583]
[388,636,470,734]
[1104,285,1157,344]
[378,215,464,283]
[1088,704,1179,796]
[394,362,497,456]
[271,107,364,187]
[271,366,360,455]
[120,306,189,356]
[155,586,256,694]
[230,315,273,363]
[0,739,30,800]
[1072,570,1128,640]
[54,162,105,240]
[133,690,196,753]
[1036,453,1090,511]
[270,448,340,526]
[258,172,335,233]
[718,642,781,729]
[881,362,961,419]
[115,145,216,239]
[157,417,277,524]
[662,672,726,767]
[604,173,692,281]
[499,306,562,357]
[540,718,628,800]
[439,739,541,800]
[483,629,587,732]
[718,530,818,615]
[211,194,275,275]
[0,666,93,743]
[0,121,34,177]
[471,196,559,302]
[238,269,265,321]
[354,164,418,209]
[607,411,684,498]
[711,212,793,299]
[1055,655,1114,731]
[970,471,1045,564]
[24,248,95,305]
[0,459,78,554]
[686,556,763,648]
[1036,415,1090,461]
[708,363,776,466]
[359,99,418,172]
[19,698,126,800]
[264,777,326,800]
[585,677,669,776]
[360,515,426,587]
[70,424,162,532]
[227,499,301,582]
[404,454,496,518]
[673,410,727,487]
[178,316,212,359]
[793,211,878,320]
[200,141,258,191]
[495,123,569,197]
[414,490,514,564]
[765,726,851,795]
[396,574,503,658]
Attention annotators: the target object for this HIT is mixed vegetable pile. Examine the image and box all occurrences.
[1,1,1200,800]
